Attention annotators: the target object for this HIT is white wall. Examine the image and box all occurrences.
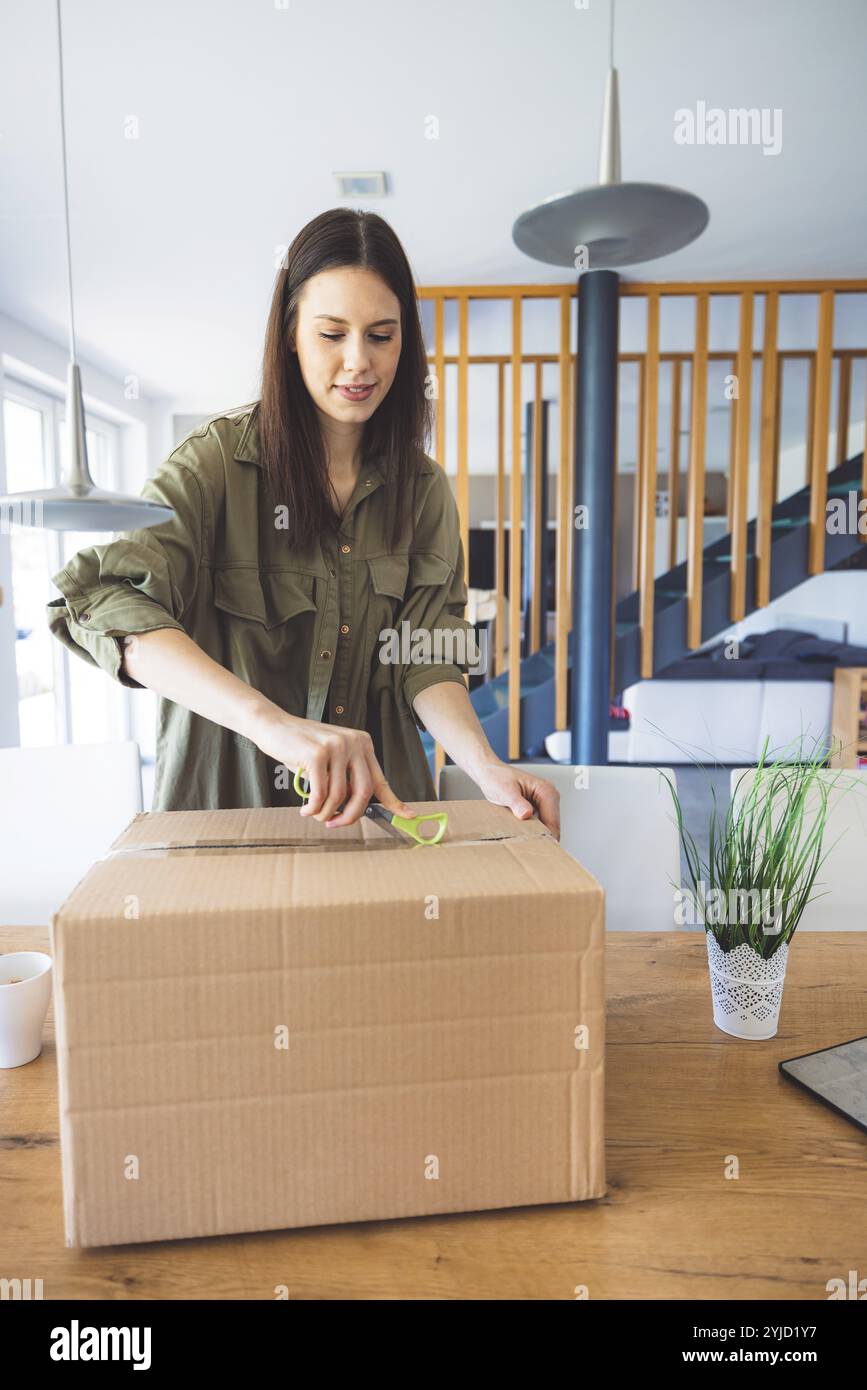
[715,571,867,648]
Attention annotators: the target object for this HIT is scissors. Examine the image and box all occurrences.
[293,767,448,846]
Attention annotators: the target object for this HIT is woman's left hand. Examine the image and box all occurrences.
[471,759,560,840]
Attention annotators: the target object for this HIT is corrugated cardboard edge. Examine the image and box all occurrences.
[573,888,606,1200]
[49,908,74,1248]
[491,834,605,1206]
[506,835,606,1202]
[49,810,143,1247]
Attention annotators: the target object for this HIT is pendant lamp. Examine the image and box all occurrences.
[0,0,173,531]
[512,0,709,269]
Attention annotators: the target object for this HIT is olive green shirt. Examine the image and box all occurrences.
[46,403,473,811]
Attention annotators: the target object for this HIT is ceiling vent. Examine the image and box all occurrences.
[334,172,388,197]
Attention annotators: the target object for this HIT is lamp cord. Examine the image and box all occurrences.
[56,0,77,365]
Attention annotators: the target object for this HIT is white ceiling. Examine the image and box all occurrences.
[2,0,866,409]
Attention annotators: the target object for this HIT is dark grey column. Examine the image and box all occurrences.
[570,269,620,765]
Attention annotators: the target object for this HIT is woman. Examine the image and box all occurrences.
[47,208,559,835]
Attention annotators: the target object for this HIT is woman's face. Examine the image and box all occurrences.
[292,266,402,431]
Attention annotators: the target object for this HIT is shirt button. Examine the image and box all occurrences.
[340,544,351,554]
[321,649,332,660]
[329,567,336,577]
[364,479,373,486]
[335,705,345,715]
[80,612,90,622]
[340,624,350,635]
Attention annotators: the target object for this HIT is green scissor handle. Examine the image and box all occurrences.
[294,766,448,845]
[391,811,449,846]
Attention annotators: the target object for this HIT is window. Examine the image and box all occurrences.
[3,379,129,748]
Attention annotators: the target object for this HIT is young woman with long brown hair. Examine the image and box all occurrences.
[48,208,559,834]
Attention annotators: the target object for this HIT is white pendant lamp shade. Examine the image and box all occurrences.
[0,0,174,533]
[512,171,710,269]
[512,22,709,270]
[0,363,173,531]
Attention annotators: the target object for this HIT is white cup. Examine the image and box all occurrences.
[0,952,53,1068]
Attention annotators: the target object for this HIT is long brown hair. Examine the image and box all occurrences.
[258,208,433,551]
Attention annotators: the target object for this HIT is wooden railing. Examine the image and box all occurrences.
[418,280,867,763]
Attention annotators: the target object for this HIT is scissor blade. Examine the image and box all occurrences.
[364,804,407,843]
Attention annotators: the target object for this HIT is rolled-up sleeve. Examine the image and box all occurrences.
[399,466,476,732]
[46,457,205,690]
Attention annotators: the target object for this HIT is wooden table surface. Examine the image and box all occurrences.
[2,926,865,1301]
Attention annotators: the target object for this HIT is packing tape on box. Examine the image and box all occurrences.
[96,832,539,860]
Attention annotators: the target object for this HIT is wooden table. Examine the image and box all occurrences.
[2,927,865,1300]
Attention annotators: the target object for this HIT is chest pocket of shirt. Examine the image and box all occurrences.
[213,567,317,628]
[367,553,410,601]
[365,553,410,665]
[407,551,453,590]
[213,568,318,740]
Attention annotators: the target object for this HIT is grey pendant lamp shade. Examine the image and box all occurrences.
[512,3,709,269]
[0,0,173,531]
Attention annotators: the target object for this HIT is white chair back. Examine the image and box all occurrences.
[438,763,681,932]
[729,766,867,931]
[0,741,143,928]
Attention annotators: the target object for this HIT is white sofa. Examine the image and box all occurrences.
[618,678,833,765]
[544,679,833,765]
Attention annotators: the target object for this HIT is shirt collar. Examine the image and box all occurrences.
[233,404,264,465]
[233,401,437,479]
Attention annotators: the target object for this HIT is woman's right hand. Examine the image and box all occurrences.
[249,708,416,828]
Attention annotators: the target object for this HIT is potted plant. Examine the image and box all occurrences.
[661,736,849,1040]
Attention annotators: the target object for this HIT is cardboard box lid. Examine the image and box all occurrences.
[52,801,603,933]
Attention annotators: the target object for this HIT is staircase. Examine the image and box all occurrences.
[424,449,867,767]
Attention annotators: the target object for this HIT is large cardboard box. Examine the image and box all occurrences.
[50,801,605,1247]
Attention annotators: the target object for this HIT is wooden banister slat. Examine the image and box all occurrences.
[457,295,470,606]
[433,294,447,786]
[668,360,682,571]
[772,354,783,501]
[633,358,645,592]
[439,296,470,794]
[730,292,755,622]
[639,292,660,678]
[862,363,867,547]
[555,293,570,730]
[530,360,543,653]
[757,291,779,609]
[434,296,445,467]
[808,290,835,574]
[805,353,816,486]
[836,352,852,466]
[509,296,522,759]
[687,293,709,649]
[566,332,574,630]
[727,361,737,535]
[609,353,620,703]
[495,362,506,673]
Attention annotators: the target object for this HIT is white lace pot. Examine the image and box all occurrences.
[705,931,789,1039]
